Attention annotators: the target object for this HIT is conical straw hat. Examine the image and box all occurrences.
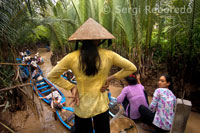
[68,18,115,42]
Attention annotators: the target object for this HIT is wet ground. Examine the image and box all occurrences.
[19,48,200,133]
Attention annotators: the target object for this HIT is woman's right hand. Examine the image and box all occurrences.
[68,86,79,106]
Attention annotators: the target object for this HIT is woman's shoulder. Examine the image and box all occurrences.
[154,88,164,94]
[157,88,172,92]
[155,88,175,96]
[63,50,80,59]
[68,50,80,55]
[99,48,110,53]
[98,48,114,59]
[123,85,131,91]
[98,48,116,54]
[156,88,166,91]
[125,85,140,90]
[136,84,144,89]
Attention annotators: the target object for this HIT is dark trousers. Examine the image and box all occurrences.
[139,105,169,133]
[139,105,154,125]
[74,110,110,133]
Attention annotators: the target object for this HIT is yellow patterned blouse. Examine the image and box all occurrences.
[47,48,137,118]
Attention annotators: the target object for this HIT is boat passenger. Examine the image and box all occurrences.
[40,87,63,111]
[26,48,31,55]
[30,58,37,72]
[32,68,43,80]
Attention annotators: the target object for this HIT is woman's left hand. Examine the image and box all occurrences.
[100,82,109,92]
[100,75,114,92]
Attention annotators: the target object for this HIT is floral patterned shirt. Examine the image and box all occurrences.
[149,88,176,130]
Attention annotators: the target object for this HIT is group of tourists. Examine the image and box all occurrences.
[18,48,44,80]
[45,18,176,133]
[19,49,43,66]
[17,48,67,118]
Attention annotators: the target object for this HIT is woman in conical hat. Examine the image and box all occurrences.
[47,18,137,133]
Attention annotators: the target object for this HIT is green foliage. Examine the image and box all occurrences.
[34,25,50,43]
[193,18,200,56]
[0,0,199,84]
[0,65,15,88]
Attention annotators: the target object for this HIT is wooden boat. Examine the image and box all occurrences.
[56,107,75,130]
[56,107,97,132]
[32,77,66,105]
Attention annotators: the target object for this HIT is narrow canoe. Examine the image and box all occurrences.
[32,77,66,105]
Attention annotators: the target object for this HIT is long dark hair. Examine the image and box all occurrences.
[79,40,101,76]
[162,74,173,91]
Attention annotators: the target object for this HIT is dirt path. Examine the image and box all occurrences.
[21,48,200,133]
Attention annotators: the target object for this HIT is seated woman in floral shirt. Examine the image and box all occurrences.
[139,74,176,132]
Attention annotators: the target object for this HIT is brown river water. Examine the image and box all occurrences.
[19,48,200,133]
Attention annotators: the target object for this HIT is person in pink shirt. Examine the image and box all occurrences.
[117,74,149,120]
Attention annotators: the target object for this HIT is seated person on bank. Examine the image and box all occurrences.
[117,74,149,121]
[139,74,176,132]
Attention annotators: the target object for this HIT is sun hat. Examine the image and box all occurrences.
[68,18,115,42]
